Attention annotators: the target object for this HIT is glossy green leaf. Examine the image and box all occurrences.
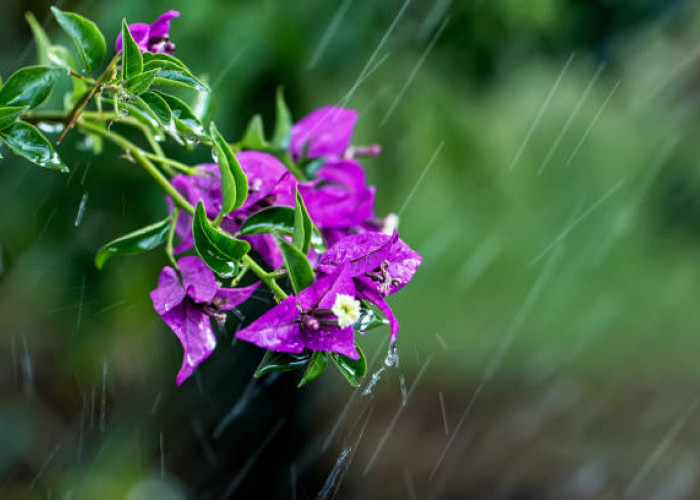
[127,69,158,95]
[143,60,208,91]
[210,122,248,212]
[121,99,161,137]
[210,123,236,215]
[277,237,314,294]
[0,66,60,109]
[355,304,389,333]
[239,206,295,236]
[140,91,182,144]
[272,88,292,150]
[293,187,312,254]
[192,85,214,122]
[330,346,367,387]
[157,93,207,139]
[241,114,268,149]
[120,19,143,81]
[238,206,325,250]
[140,92,171,124]
[192,201,250,277]
[298,352,328,387]
[26,12,52,66]
[0,121,67,172]
[47,45,79,71]
[142,52,188,70]
[0,106,27,131]
[94,216,172,269]
[254,351,310,378]
[51,7,106,73]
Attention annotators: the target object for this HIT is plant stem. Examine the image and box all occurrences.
[78,120,195,215]
[165,209,179,269]
[143,153,200,175]
[58,52,121,144]
[242,255,288,300]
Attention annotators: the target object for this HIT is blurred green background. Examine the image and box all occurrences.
[3,0,700,498]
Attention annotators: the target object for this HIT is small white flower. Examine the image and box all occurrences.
[331,294,361,328]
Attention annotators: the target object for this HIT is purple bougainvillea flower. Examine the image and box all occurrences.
[166,152,296,267]
[150,256,258,385]
[317,232,422,340]
[297,159,376,245]
[236,265,360,359]
[290,106,358,159]
[115,10,180,54]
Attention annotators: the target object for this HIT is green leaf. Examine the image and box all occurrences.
[26,12,52,66]
[0,66,60,109]
[142,52,188,70]
[47,45,79,71]
[157,93,207,139]
[254,350,310,378]
[192,201,250,277]
[94,216,172,269]
[121,100,161,137]
[0,121,66,172]
[143,60,208,91]
[126,69,158,95]
[238,206,325,250]
[239,206,296,236]
[276,237,314,294]
[293,187,312,254]
[330,346,367,387]
[272,88,292,150]
[140,91,182,144]
[120,19,143,81]
[298,352,328,387]
[192,85,214,122]
[241,114,268,149]
[355,304,389,333]
[210,123,236,215]
[0,106,27,131]
[210,122,248,212]
[51,7,106,73]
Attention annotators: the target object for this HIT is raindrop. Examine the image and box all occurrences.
[37,122,65,134]
[74,192,89,227]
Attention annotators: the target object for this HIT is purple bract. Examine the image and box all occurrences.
[115,10,180,54]
[150,256,258,385]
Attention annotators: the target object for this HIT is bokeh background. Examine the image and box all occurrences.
[3,0,700,498]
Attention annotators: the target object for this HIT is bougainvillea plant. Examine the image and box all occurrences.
[0,9,421,387]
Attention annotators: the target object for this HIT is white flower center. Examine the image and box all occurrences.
[331,294,361,328]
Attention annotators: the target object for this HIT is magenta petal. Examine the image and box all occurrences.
[302,325,359,359]
[320,232,395,277]
[177,256,217,303]
[115,23,150,53]
[150,266,186,315]
[290,106,358,159]
[149,10,180,38]
[318,159,367,191]
[161,301,216,385]
[237,152,294,209]
[171,165,222,219]
[236,298,304,353]
[215,283,260,311]
[296,264,354,311]
[298,160,376,229]
[386,238,422,294]
[358,286,399,341]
